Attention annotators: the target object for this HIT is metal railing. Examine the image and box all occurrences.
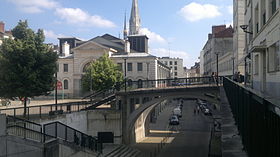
[6,116,50,142]
[119,76,223,92]
[6,115,102,153]
[43,121,101,152]
[223,78,280,157]
[0,101,92,119]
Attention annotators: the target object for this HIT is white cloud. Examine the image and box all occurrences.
[227,5,233,14]
[43,30,66,39]
[150,48,194,67]
[55,8,116,28]
[139,28,167,44]
[179,2,221,22]
[7,0,59,13]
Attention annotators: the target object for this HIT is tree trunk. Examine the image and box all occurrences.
[23,97,27,118]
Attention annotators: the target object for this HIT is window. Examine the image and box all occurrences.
[254,54,259,75]
[175,72,177,76]
[174,66,177,70]
[268,42,280,72]
[117,63,123,71]
[83,62,91,72]
[63,64,68,72]
[270,0,277,15]
[165,61,168,65]
[255,5,259,34]
[127,79,133,87]
[169,61,173,65]
[174,61,177,65]
[63,80,68,89]
[127,63,132,71]
[137,63,143,71]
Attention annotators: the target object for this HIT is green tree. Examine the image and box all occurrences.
[82,54,123,92]
[0,20,57,117]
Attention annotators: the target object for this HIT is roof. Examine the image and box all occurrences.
[111,52,156,58]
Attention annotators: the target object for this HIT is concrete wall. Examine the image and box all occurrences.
[0,135,44,157]
[35,110,122,144]
[87,109,122,144]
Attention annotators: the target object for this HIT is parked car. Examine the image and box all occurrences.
[169,115,179,125]
[173,107,182,118]
[203,108,212,116]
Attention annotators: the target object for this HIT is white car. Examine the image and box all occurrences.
[173,107,182,118]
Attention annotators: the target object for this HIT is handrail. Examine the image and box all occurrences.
[43,121,101,152]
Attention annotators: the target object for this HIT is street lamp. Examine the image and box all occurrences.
[215,52,219,85]
[231,56,235,76]
[124,58,127,92]
[240,25,253,34]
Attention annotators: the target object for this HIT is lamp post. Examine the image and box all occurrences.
[124,58,127,92]
[215,52,219,85]
[55,71,58,110]
[232,56,235,76]
[240,24,253,86]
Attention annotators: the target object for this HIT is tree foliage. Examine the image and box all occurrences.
[0,20,57,112]
[82,54,123,92]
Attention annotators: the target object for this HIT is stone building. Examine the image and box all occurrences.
[233,0,246,75]
[243,0,280,98]
[56,0,170,98]
[201,25,234,76]
[158,57,184,78]
[0,21,13,45]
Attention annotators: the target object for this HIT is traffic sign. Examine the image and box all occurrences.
[57,81,62,90]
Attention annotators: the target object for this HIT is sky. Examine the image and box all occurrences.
[0,0,233,68]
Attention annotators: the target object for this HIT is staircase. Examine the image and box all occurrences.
[104,145,141,157]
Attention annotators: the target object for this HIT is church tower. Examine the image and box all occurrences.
[129,0,141,35]
[123,12,128,40]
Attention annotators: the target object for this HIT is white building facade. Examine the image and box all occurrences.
[243,0,280,98]
[233,0,246,75]
[201,25,234,76]
[158,57,184,78]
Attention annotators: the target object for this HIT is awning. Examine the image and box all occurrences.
[250,45,267,53]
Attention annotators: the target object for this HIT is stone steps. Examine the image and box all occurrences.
[105,145,141,157]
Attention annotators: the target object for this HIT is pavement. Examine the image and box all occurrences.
[134,99,213,157]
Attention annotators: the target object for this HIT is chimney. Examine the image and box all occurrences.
[208,34,212,40]
[62,41,70,56]
[0,21,4,33]
[124,40,130,53]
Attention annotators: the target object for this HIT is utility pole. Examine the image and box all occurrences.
[124,58,127,92]
[55,71,58,110]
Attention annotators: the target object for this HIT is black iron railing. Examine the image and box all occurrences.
[43,121,101,152]
[120,76,224,91]
[223,78,280,157]
[6,115,101,153]
[0,101,92,118]
[6,116,49,142]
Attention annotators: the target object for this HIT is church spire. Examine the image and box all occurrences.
[129,0,141,35]
[123,11,128,40]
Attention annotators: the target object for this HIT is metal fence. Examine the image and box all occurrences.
[223,78,280,157]
[0,101,92,119]
[120,76,223,92]
[43,121,101,152]
[6,115,47,142]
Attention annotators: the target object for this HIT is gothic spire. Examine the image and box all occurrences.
[129,0,141,35]
[123,11,128,40]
